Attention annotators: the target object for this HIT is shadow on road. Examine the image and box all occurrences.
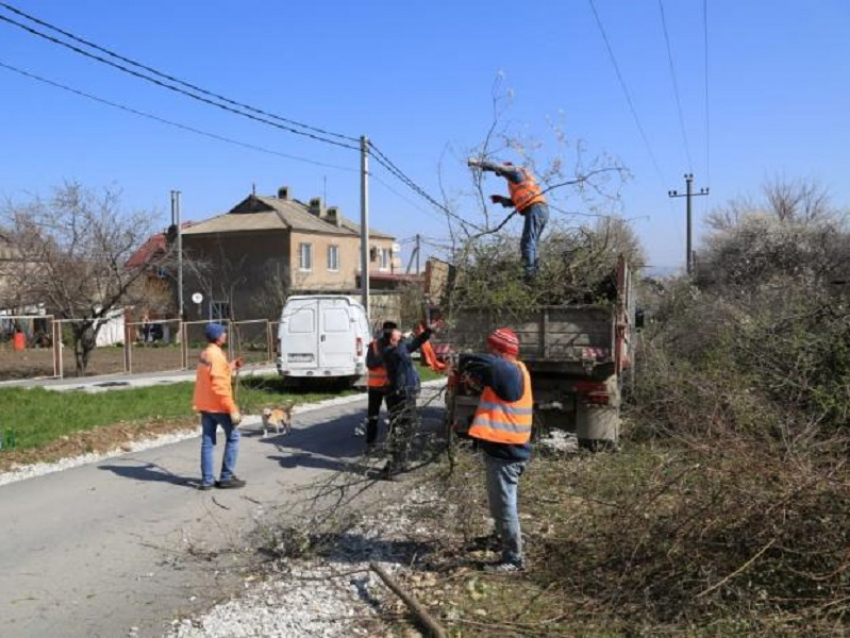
[268,452,373,474]
[97,460,195,487]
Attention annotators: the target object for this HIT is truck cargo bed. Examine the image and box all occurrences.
[445,305,616,366]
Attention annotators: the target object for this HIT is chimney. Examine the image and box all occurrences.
[308,197,324,217]
[325,206,342,227]
[277,186,290,200]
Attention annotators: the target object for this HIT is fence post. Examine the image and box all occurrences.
[266,321,274,363]
[181,322,188,370]
[52,318,61,379]
[124,322,132,374]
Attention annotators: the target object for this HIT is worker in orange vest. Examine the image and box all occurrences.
[193,323,244,490]
[468,158,549,281]
[363,321,398,452]
[463,328,533,572]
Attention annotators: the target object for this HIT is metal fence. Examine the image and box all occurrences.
[0,317,279,383]
[0,314,60,380]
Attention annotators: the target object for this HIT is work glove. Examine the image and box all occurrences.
[232,357,244,371]
[230,411,242,426]
[490,194,511,207]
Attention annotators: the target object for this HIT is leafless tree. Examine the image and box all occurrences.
[1,182,168,375]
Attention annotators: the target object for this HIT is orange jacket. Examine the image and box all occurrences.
[193,343,237,414]
[469,360,533,445]
[416,322,447,372]
[508,169,546,213]
[367,340,389,388]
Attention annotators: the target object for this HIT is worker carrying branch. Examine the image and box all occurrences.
[468,157,550,281]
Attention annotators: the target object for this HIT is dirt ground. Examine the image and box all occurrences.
[0,344,274,381]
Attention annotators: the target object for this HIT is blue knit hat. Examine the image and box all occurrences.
[205,323,225,342]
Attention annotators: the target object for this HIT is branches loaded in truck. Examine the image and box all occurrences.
[443,255,635,449]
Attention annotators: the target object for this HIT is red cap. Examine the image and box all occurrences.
[487,328,519,356]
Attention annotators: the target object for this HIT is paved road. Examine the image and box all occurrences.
[0,385,446,638]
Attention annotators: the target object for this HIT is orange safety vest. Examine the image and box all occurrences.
[367,340,389,388]
[192,343,237,414]
[468,360,533,445]
[507,169,546,213]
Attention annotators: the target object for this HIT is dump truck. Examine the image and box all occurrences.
[443,255,635,449]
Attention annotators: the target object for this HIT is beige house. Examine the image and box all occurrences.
[181,187,399,320]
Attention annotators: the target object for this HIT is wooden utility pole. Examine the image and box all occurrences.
[668,173,709,275]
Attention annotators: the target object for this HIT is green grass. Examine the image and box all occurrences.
[0,364,445,452]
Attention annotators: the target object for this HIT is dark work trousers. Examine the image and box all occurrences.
[366,387,388,446]
[386,390,419,471]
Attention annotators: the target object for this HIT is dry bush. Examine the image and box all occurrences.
[584,248,850,631]
[534,434,850,635]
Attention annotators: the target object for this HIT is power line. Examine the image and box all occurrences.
[0,3,489,237]
[368,143,449,214]
[658,0,693,171]
[0,60,357,173]
[0,1,359,145]
[587,0,669,187]
[0,11,359,151]
[370,173,446,222]
[368,142,484,231]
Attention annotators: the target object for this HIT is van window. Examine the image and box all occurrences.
[324,308,350,332]
[289,308,315,333]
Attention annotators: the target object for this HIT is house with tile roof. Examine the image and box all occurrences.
[180,186,400,320]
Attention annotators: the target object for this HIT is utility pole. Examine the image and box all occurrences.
[668,173,709,275]
[359,135,370,316]
[415,233,420,274]
[170,190,184,320]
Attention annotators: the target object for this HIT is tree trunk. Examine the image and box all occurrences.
[73,323,97,376]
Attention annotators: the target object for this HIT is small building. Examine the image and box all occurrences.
[181,187,400,320]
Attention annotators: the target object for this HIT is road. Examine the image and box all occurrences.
[0,385,445,638]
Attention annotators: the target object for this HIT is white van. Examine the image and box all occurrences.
[276,295,371,384]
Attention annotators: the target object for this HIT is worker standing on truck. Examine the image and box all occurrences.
[381,323,436,478]
[362,320,398,451]
[463,328,533,572]
[467,157,549,281]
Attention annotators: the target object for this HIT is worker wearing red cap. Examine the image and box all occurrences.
[463,328,533,572]
[467,157,549,281]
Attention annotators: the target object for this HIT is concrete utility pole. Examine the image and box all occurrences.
[170,190,184,319]
[359,135,370,316]
[668,173,709,275]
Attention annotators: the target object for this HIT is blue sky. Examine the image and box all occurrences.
[1,1,848,273]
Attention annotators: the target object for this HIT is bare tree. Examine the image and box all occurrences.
[1,182,168,375]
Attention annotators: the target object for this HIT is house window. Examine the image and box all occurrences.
[327,245,339,272]
[379,247,391,271]
[299,243,312,271]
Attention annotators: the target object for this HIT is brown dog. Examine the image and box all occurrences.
[261,405,293,437]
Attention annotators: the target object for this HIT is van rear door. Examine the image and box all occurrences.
[281,297,319,371]
[319,299,356,369]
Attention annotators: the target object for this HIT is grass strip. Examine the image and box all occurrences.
[0,364,445,452]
